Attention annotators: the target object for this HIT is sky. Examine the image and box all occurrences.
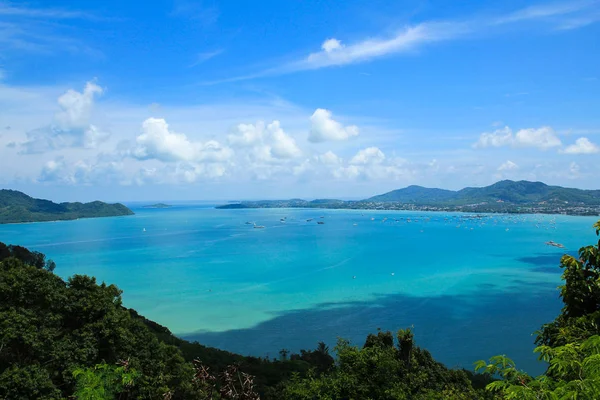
[0,0,599,202]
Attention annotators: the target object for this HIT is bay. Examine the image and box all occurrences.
[1,204,597,375]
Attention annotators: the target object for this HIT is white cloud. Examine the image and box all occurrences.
[496,1,596,24]
[474,126,514,148]
[474,126,561,150]
[202,2,600,86]
[561,137,600,154]
[228,122,264,147]
[20,80,108,153]
[309,108,359,142]
[302,23,466,70]
[316,150,342,165]
[570,161,580,175]
[515,127,562,149]
[131,117,233,163]
[321,38,343,53]
[350,147,385,165]
[37,156,123,185]
[55,81,103,129]
[497,160,519,171]
[268,120,302,159]
[227,119,301,163]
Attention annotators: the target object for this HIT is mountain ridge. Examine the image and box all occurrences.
[217,180,600,215]
[369,180,600,205]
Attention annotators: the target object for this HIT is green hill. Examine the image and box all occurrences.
[369,180,600,206]
[0,189,134,224]
[368,185,456,203]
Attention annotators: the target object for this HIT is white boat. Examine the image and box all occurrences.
[142,228,146,232]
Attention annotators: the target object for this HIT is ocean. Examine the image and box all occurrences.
[1,204,597,376]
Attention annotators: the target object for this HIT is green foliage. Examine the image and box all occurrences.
[0,189,134,224]
[281,330,489,400]
[73,362,140,400]
[0,254,201,398]
[477,219,600,399]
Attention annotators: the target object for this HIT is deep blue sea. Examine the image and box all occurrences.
[1,204,598,375]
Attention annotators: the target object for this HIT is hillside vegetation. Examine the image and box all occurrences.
[368,180,600,205]
[0,189,134,224]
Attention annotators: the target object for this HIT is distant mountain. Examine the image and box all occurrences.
[0,189,134,224]
[369,180,600,206]
[368,185,456,203]
[217,180,600,216]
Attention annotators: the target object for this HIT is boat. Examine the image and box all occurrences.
[245,221,253,225]
[142,228,146,232]
[253,225,265,229]
[306,218,313,222]
[545,241,565,248]
[317,221,325,225]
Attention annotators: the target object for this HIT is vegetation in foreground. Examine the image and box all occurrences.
[0,189,134,224]
[0,219,599,399]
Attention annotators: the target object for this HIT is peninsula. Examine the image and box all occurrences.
[217,180,600,216]
[0,189,134,224]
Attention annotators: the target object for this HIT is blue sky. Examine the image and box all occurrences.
[0,0,599,202]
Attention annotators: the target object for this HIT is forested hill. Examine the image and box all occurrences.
[369,180,600,205]
[218,180,600,215]
[0,189,134,224]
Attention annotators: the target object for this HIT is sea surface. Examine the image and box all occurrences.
[1,204,598,375]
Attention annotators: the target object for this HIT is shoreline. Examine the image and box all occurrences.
[214,205,599,218]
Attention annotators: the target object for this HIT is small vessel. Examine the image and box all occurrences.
[545,241,565,248]
[142,228,146,232]
[317,221,325,225]
[245,221,253,225]
[353,223,357,226]
[306,218,313,222]
[253,223,265,229]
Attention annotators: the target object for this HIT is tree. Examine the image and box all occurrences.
[476,220,600,399]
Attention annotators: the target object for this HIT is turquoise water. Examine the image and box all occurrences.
[0,205,597,375]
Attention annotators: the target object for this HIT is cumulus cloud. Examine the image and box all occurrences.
[268,121,302,158]
[131,117,233,163]
[316,150,342,165]
[350,147,385,165]
[37,156,122,185]
[227,119,301,162]
[20,80,108,154]
[55,81,103,129]
[474,126,561,150]
[309,108,359,142]
[227,122,264,147]
[497,160,518,171]
[321,38,343,53]
[561,137,600,154]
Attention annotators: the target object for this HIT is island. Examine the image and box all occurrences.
[217,180,600,216]
[0,189,134,224]
[142,203,172,209]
